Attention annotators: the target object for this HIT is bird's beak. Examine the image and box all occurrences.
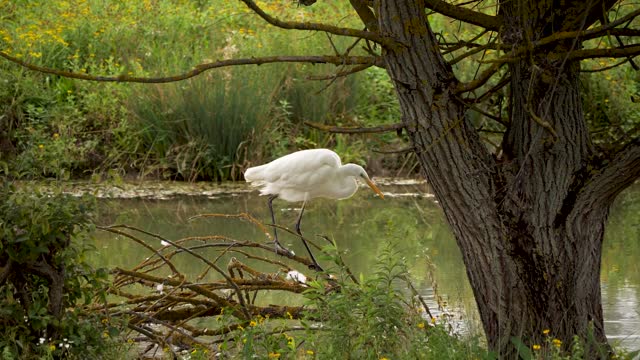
[365,178,384,199]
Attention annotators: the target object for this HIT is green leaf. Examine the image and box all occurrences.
[510,337,533,360]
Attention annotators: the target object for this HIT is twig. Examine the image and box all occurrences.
[304,121,404,134]
[238,0,399,48]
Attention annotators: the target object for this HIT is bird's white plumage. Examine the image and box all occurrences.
[244,149,379,202]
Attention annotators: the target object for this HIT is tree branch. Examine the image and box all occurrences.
[349,0,379,32]
[578,139,640,209]
[534,8,640,48]
[562,44,640,60]
[455,62,505,94]
[239,0,399,48]
[423,0,502,31]
[580,58,630,72]
[304,121,404,133]
[0,51,378,83]
[306,64,374,80]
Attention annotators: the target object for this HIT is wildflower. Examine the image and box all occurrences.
[53,133,59,138]
[286,311,293,319]
[306,350,314,355]
[417,322,425,329]
[431,316,437,324]
[268,353,281,358]
[38,144,44,149]
[380,358,389,360]
[67,89,73,94]
[249,320,257,327]
[533,344,541,351]
[552,338,562,348]
[101,318,108,324]
[542,329,550,335]
[48,344,56,351]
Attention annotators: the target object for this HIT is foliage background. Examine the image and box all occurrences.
[2,0,635,181]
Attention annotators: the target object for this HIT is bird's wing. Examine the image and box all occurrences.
[262,149,341,188]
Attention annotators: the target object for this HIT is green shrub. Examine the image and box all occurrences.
[0,185,127,359]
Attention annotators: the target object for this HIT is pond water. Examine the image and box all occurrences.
[88,180,640,351]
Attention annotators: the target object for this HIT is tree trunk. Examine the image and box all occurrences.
[378,1,628,357]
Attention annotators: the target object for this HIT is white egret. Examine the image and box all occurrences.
[244,148,384,271]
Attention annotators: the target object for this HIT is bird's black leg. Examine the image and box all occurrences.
[267,195,294,256]
[295,201,323,271]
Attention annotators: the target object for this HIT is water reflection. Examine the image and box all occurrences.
[90,182,640,351]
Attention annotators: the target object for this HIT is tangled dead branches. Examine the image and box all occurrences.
[97,213,345,358]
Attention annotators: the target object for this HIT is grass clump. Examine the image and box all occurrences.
[298,245,486,360]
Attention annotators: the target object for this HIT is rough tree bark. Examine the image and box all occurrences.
[378,0,639,357]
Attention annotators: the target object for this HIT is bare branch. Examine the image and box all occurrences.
[467,75,510,104]
[441,29,490,55]
[448,41,497,65]
[423,0,502,31]
[455,62,505,94]
[306,64,374,80]
[349,0,379,32]
[304,121,404,133]
[580,58,630,72]
[535,8,640,48]
[563,45,640,60]
[0,51,378,83]
[577,139,640,209]
[239,0,399,48]
[372,147,414,154]
[465,102,507,126]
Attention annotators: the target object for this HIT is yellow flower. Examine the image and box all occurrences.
[286,311,293,319]
[417,322,425,329]
[48,344,56,351]
[542,329,550,335]
[306,350,314,355]
[53,133,59,138]
[249,320,257,327]
[380,358,389,360]
[268,352,281,358]
[533,344,541,351]
[552,338,562,348]
[38,144,44,149]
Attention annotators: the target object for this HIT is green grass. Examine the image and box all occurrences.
[1,0,403,180]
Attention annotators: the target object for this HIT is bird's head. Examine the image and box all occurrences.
[344,164,384,199]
